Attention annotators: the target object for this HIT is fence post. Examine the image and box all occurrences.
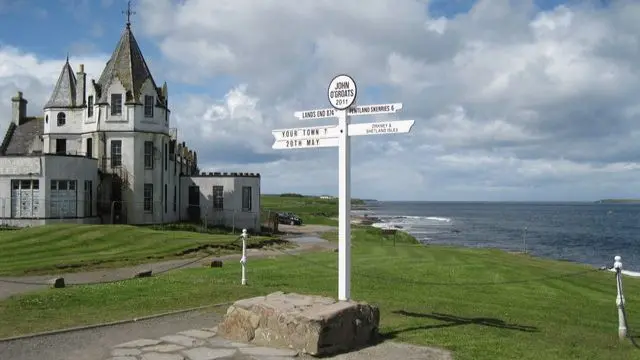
[240,228,248,285]
[614,255,627,340]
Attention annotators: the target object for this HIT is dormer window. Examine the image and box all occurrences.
[87,96,94,117]
[111,94,122,116]
[144,95,154,117]
[57,112,66,126]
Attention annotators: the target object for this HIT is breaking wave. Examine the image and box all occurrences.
[370,215,456,242]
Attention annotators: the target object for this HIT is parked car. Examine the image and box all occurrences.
[277,212,303,226]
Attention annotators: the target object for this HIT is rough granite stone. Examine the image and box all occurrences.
[206,337,234,347]
[141,344,185,353]
[115,339,163,348]
[160,334,206,347]
[108,357,137,360]
[111,348,142,356]
[140,352,185,360]
[217,292,380,356]
[181,346,237,359]
[178,329,217,339]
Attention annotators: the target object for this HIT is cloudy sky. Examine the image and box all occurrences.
[0,0,639,201]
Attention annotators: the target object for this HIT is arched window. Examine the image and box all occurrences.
[57,112,66,126]
[45,115,48,124]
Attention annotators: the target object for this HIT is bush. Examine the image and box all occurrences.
[279,193,305,197]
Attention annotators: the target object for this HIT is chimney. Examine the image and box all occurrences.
[11,91,28,125]
[76,63,86,105]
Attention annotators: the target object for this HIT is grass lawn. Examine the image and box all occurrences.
[1,226,638,360]
[0,224,280,276]
[261,194,367,226]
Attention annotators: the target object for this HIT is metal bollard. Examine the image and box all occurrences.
[240,229,248,285]
[614,255,627,340]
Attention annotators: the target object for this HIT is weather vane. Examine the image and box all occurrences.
[123,0,136,27]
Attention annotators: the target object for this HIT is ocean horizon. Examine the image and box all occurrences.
[354,201,640,272]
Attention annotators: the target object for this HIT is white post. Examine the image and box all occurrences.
[338,109,351,301]
[240,229,248,285]
[614,255,627,340]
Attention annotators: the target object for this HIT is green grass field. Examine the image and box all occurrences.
[261,194,366,226]
[0,224,279,276]
[0,226,637,359]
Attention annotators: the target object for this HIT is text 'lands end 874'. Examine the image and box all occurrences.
[294,103,403,120]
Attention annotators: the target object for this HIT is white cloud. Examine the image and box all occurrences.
[2,0,640,200]
[0,46,107,136]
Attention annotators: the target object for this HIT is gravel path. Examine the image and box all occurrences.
[0,225,337,300]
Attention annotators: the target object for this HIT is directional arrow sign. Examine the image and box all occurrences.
[271,125,340,141]
[272,137,339,150]
[294,103,403,120]
[348,120,415,137]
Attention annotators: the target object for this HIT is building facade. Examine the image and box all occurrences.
[0,22,261,231]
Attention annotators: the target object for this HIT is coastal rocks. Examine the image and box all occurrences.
[217,291,380,356]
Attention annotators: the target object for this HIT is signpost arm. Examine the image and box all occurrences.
[338,109,351,301]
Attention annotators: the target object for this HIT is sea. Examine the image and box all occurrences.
[357,201,640,271]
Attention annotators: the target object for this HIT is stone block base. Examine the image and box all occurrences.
[218,292,380,356]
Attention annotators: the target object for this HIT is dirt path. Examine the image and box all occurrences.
[0,225,337,300]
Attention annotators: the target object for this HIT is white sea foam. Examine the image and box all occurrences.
[370,215,454,243]
[608,268,640,278]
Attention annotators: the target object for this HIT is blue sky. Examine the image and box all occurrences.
[0,0,638,201]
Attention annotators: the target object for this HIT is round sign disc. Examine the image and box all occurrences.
[327,74,357,110]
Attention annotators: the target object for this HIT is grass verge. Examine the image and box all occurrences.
[0,224,280,276]
[0,227,638,360]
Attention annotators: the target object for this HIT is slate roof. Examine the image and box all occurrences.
[44,59,78,109]
[95,24,165,106]
[0,117,44,155]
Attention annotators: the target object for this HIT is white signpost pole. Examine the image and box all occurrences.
[337,108,351,301]
[273,74,412,302]
[327,74,357,301]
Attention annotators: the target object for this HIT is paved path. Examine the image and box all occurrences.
[0,225,337,300]
[0,309,452,360]
[99,323,453,360]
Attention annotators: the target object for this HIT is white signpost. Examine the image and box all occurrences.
[294,103,404,120]
[271,74,414,301]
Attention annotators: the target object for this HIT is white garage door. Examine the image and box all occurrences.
[50,180,77,218]
[11,179,40,218]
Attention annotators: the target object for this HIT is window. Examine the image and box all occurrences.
[55,139,66,154]
[144,141,154,169]
[173,185,177,212]
[242,186,252,211]
[86,138,92,158]
[144,95,154,117]
[164,184,168,213]
[164,143,168,171]
[57,112,66,126]
[110,140,122,168]
[50,180,77,218]
[212,186,224,210]
[111,93,122,116]
[87,96,94,117]
[10,179,39,218]
[45,115,48,124]
[143,183,153,213]
[84,180,93,216]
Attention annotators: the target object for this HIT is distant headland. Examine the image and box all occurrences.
[595,199,640,204]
